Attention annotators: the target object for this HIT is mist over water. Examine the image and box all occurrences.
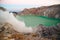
[0,10,33,33]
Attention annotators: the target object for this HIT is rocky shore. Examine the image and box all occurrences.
[0,23,60,40]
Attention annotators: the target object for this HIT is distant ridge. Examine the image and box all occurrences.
[18,4,60,19]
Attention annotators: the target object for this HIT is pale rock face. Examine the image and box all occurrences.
[55,14,59,18]
[0,10,33,33]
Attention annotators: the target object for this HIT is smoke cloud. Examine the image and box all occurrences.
[0,10,33,33]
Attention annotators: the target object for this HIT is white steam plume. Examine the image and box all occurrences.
[0,10,33,33]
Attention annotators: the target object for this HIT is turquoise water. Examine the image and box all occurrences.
[16,15,60,27]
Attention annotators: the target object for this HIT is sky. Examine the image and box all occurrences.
[0,0,60,11]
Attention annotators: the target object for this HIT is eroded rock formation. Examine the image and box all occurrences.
[18,4,60,18]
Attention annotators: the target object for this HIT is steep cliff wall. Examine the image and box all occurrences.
[18,4,60,18]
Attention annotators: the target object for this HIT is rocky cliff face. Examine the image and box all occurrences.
[44,4,60,18]
[18,4,60,18]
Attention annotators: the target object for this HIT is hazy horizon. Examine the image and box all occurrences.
[0,0,60,11]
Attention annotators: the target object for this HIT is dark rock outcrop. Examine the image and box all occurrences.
[0,7,6,11]
[35,23,60,40]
